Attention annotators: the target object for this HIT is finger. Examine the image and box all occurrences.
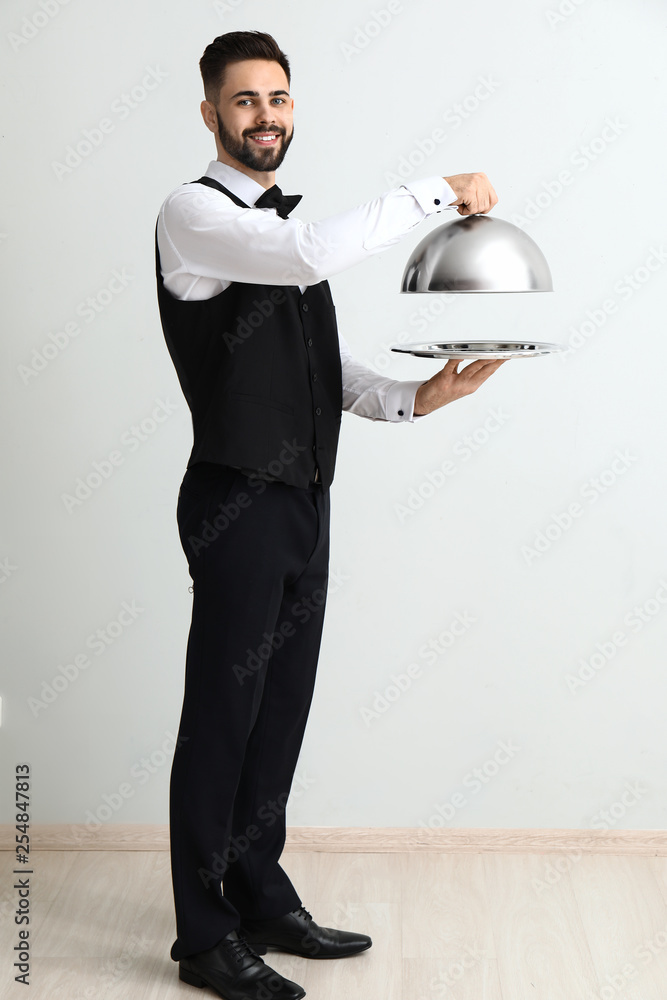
[460,359,507,384]
[477,184,498,215]
[440,358,462,375]
[450,357,502,376]
[437,358,485,380]
[473,358,507,371]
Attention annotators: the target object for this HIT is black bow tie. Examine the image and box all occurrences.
[255,184,302,219]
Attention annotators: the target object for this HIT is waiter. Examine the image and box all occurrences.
[156,29,504,1000]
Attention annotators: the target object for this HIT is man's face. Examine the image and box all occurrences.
[212,59,294,174]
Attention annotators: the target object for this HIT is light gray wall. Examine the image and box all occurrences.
[2,0,666,835]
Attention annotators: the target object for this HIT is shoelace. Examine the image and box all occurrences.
[293,905,313,924]
[226,933,262,966]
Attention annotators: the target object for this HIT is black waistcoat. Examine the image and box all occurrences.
[155,177,342,488]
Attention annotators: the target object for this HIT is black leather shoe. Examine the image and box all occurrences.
[178,930,305,1000]
[239,905,372,959]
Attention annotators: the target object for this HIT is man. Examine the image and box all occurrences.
[156,30,505,1000]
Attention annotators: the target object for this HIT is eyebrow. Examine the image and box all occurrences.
[229,89,290,100]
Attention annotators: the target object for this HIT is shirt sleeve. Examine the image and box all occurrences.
[158,176,459,289]
[339,329,428,423]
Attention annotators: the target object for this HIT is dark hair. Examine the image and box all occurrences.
[200,30,291,104]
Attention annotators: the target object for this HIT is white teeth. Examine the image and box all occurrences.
[252,134,277,141]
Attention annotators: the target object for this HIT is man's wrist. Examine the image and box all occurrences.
[414,382,432,416]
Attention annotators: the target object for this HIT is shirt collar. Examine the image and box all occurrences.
[205,160,269,208]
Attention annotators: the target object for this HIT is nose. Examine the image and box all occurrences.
[255,100,276,125]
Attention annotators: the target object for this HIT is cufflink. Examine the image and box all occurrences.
[398,409,404,416]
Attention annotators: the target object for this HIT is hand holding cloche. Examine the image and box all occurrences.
[443,171,498,216]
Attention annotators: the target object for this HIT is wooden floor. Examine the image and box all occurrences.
[3,848,667,999]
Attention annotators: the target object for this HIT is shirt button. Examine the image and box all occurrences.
[398,409,404,416]
[312,372,318,381]
[307,338,313,347]
[315,407,322,416]
[434,199,440,205]
[302,303,309,312]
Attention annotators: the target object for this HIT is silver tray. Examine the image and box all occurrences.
[391,341,564,360]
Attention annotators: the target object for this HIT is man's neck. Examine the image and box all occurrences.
[215,150,275,190]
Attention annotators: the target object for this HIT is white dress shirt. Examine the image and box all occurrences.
[157,161,458,421]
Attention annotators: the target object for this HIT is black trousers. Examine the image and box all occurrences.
[169,462,330,962]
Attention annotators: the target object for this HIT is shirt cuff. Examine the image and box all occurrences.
[401,176,459,216]
[385,380,429,422]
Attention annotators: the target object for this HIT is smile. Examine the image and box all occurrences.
[248,133,280,144]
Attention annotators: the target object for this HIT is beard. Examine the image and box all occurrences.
[216,110,294,173]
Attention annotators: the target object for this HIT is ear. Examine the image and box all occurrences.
[200,100,217,134]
